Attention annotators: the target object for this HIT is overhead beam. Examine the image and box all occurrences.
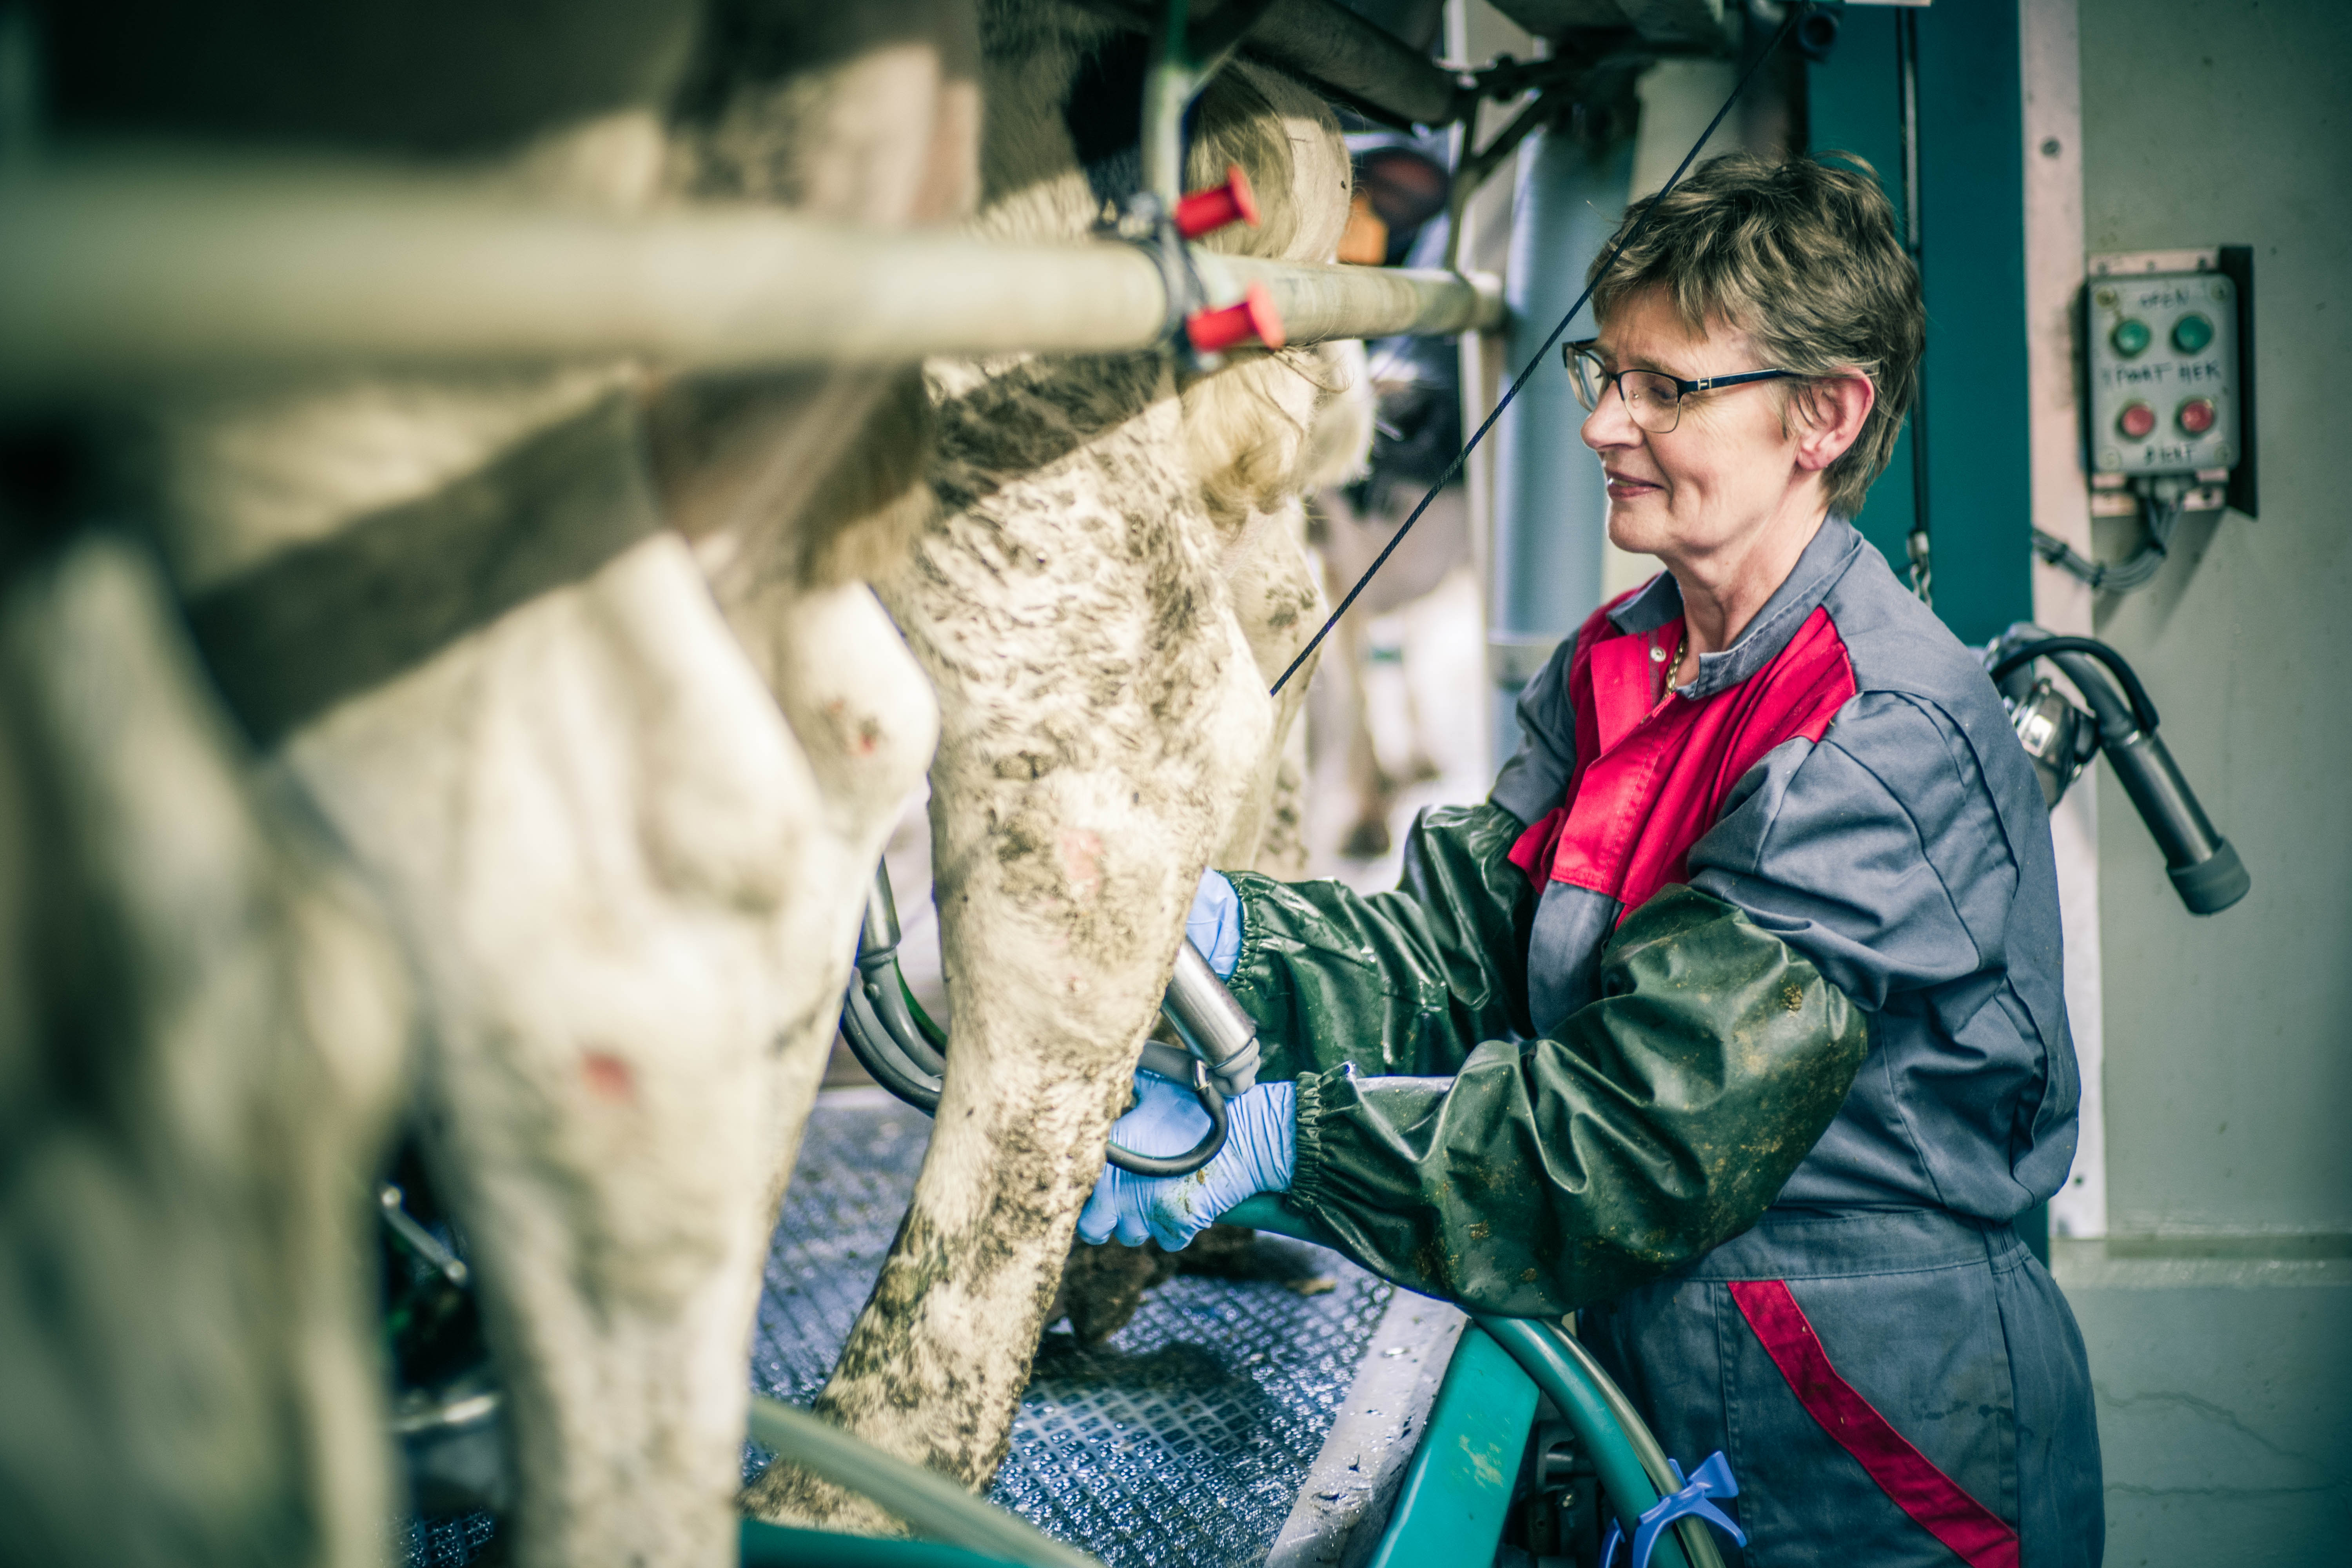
[1071,0,1468,127]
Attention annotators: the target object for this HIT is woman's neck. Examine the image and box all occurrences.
[1666,500,1831,661]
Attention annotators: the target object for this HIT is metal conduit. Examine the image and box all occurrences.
[1486,126,1634,754]
[0,167,1503,391]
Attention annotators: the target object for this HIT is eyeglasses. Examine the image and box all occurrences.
[1563,340,1801,434]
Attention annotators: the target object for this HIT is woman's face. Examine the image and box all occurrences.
[1578,288,1809,571]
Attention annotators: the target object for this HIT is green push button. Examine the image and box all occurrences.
[2111,318,2151,356]
[2172,312,2215,354]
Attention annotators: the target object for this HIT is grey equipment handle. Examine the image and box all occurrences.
[837,862,1265,1175]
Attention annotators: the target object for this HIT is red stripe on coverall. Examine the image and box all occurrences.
[1727,1279,2021,1568]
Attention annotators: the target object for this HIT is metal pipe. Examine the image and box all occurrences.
[1241,0,1467,127]
[0,166,1503,392]
[1486,125,1633,756]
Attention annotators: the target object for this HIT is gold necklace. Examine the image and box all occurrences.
[1654,628,1688,704]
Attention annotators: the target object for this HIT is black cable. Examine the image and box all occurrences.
[1986,635,2161,735]
[1896,5,1931,604]
[2033,479,2183,595]
[1267,4,1806,698]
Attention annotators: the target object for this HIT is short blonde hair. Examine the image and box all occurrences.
[1588,154,1923,516]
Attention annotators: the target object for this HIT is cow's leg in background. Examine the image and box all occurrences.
[655,0,978,1199]
[0,530,411,1568]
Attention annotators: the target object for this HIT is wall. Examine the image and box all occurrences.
[2064,0,2352,1559]
[1808,2,2036,647]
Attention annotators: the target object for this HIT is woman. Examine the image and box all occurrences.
[1081,155,2101,1566]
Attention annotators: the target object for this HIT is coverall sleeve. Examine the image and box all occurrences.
[1224,806,1869,1318]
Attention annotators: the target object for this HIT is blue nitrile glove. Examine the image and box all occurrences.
[1186,870,1243,980]
[1078,1072,1296,1251]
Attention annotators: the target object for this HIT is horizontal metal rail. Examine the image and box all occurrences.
[0,166,1504,392]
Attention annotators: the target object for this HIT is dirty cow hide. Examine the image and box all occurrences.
[745,2,1354,1528]
[1047,337,1373,1346]
[0,534,411,1568]
[66,5,974,1565]
[655,0,981,1204]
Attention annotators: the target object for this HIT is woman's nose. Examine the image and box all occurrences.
[1581,381,1639,452]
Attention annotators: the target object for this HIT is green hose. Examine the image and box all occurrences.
[740,1519,1022,1568]
[1478,1319,1723,1568]
[746,1397,1100,1568]
[1534,1319,1728,1568]
[1223,1197,1726,1568]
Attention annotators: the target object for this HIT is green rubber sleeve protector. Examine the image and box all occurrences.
[746,1397,1100,1568]
[1230,843,1868,1315]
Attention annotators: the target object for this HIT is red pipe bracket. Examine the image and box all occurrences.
[1174,165,1261,240]
[1185,282,1285,354]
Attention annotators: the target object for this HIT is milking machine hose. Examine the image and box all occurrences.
[744,1396,1102,1568]
[1225,1196,1725,1568]
[839,864,1257,1176]
[1986,631,2249,914]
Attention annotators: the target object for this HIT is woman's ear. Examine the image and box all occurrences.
[1792,371,1876,474]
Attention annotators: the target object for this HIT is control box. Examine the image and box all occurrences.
[2085,266,2240,477]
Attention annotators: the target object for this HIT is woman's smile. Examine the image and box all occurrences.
[1604,466,1663,501]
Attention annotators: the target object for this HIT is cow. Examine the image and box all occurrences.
[0,525,412,1568]
[745,1,1357,1527]
[37,1,976,1561]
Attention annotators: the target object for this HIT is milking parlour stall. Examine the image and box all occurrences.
[15,1,2294,1566]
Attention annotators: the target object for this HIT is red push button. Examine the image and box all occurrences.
[2177,397,2217,435]
[1174,166,1261,240]
[1186,282,1285,353]
[2118,401,2158,439]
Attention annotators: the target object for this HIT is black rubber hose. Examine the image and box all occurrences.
[1986,636,2160,735]
[838,969,943,1115]
[1104,1064,1229,1178]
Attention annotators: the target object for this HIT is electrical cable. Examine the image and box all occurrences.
[2032,478,2185,595]
[1267,4,1806,698]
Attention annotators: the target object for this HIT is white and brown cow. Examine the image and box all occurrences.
[36,1,976,1562]
[747,1,1357,1526]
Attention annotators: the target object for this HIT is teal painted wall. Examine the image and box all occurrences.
[1806,2,2034,647]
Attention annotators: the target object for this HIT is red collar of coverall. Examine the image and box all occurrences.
[1506,524,1865,915]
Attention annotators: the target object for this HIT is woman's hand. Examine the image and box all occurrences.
[1079,1073,1296,1250]
[1187,870,1243,978]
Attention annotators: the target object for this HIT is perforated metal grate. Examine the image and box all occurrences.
[750,1089,1394,1568]
[409,1088,1391,1567]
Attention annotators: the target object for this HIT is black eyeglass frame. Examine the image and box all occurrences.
[1562,339,1804,432]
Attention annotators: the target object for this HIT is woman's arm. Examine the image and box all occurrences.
[1226,801,1538,1082]
[1216,804,1867,1317]
[1266,885,1867,1316]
